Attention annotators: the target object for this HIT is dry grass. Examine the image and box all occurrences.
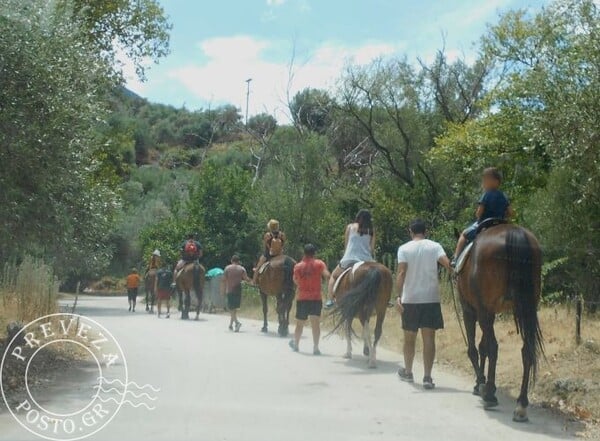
[237,283,600,425]
[0,257,59,330]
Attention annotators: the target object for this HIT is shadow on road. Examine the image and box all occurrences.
[331,357,400,374]
[477,394,584,439]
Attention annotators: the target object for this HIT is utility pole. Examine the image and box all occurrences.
[245,78,252,126]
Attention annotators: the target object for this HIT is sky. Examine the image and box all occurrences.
[125,0,549,121]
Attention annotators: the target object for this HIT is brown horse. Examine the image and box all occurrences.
[176,262,205,320]
[330,262,393,368]
[456,223,544,422]
[144,269,157,313]
[256,255,296,337]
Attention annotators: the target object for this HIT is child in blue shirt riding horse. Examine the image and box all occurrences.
[452,167,514,265]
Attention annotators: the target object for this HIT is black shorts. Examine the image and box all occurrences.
[127,288,138,302]
[295,300,322,321]
[401,303,444,332]
[227,290,242,310]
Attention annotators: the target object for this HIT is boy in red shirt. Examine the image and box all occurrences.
[290,244,331,355]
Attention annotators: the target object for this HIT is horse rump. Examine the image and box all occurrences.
[329,268,382,337]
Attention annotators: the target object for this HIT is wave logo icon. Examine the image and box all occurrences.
[94,378,160,410]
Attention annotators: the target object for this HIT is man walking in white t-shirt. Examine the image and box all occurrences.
[395,219,451,389]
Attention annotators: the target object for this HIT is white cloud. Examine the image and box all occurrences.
[116,47,149,96]
[266,0,286,6]
[437,0,512,28]
[166,36,404,121]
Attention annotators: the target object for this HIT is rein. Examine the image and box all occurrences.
[449,272,468,347]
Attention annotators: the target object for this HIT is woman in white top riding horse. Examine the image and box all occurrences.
[326,209,376,307]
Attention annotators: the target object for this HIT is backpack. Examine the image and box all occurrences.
[269,231,283,256]
[184,240,198,256]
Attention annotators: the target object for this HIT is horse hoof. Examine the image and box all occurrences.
[363,347,370,357]
[343,353,352,359]
[513,410,529,423]
[473,385,481,396]
[478,384,486,397]
[483,397,499,409]
[368,362,377,369]
[261,327,268,333]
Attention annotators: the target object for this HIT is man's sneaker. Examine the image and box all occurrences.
[228,324,234,331]
[235,321,242,333]
[397,367,414,383]
[165,313,170,319]
[324,299,335,309]
[423,376,436,390]
[313,348,321,356]
[288,340,299,352]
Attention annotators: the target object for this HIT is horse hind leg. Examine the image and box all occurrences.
[480,314,499,408]
[464,307,485,395]
[363,319,375,368]
[343,324,352,359]
[260,292,268,333]
[194,289,202,320]
[514,345,533,422]
[181,291,191,320]
[370,312,386,367]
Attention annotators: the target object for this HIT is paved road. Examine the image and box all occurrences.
[0,296,580,441]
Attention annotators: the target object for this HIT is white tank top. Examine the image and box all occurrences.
[340,226,374,267]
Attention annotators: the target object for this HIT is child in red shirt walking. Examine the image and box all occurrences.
[290,244,331,355]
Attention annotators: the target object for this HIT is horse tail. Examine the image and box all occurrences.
[330,268,382,336]
[282,257,294,299]
[193,263,201,298]
[506,227,544,382]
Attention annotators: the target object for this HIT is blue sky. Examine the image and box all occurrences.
[125,0,548,120]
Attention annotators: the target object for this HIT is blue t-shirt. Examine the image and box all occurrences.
[478,190,510,220]
[156,268,173,290]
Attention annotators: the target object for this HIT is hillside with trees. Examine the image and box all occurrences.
[0,0,598,305]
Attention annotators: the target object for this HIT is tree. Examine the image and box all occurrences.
[290,88,334,134]
[336,53,489,215]
[187,162,259,269]
[0,1,119,277]
[58,0,172,78]
[480,0,600,300]
[247,113,277,139]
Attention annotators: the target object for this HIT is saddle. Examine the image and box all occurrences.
[258,261,270,275]
[455,218,508,274]
[476,217,508,235]
[333,261,365,294]
[258,254,287,275]
[175,261,196,280]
